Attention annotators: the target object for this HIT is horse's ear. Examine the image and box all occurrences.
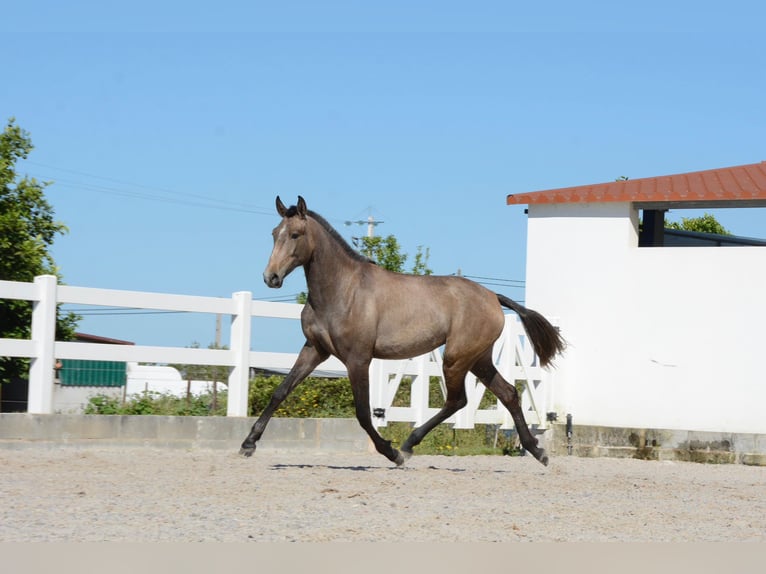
[296,196,307,218]
[276,196,287,217]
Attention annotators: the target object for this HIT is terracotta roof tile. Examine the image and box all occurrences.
[506,161,766,207]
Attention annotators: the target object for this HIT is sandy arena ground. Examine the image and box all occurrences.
[1,447,764,542]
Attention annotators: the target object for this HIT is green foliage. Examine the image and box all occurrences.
[84,390,228,416]
[248,375,356,417]
[356,234,432,275]
[1,118,79,384]
[357,235,408,272]
[411,246,433,276]
[666,212,731,235]
[388,376,499,410]
[374,377,521,455]
[85,376,356,418]
[0,118,65,282]
[83,394,123,415]
[379,422,522,456]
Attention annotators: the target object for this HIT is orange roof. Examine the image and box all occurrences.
[506,161,766,209]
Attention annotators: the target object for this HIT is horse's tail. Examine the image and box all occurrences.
[497,294,565,367]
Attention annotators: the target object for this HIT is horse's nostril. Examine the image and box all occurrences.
[264,273,281,288]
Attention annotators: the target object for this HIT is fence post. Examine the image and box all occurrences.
[498,316,517,429]
[411,354,429,426]
[27,275,58,414]
[227,291,252,417]
[369,359,385,428]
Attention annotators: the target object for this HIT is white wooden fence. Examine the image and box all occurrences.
[0,275,552,428]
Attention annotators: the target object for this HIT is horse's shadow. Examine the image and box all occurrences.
[271,463,384,472]
[269,463,514,473]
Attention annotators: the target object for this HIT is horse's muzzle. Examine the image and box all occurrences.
[264,272,283,288]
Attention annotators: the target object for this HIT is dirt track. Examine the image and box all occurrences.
[1,447,764,542]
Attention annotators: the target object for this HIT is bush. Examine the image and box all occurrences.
[248,375,355,417]
[84,389,227,416]
[378,421,523,457]
[83,394,123,415]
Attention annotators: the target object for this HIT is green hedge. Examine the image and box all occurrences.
[248,375,356,417]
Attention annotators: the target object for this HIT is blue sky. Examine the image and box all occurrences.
[4,1,765,351]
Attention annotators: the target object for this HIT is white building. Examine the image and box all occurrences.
[507,161,766,435]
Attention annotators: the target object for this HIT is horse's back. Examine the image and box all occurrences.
[369,271,505,359]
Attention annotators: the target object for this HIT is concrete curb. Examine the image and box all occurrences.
[2,414,764,466]
[544,422,766,466]
[0,413,372,454]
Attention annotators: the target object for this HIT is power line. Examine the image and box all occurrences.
[473,280,525,290]
[63,306,189,316]
[62,293,306,316]
[25,161,275,216]
[463,274,524,286]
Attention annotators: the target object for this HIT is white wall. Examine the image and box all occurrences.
[525,202,766,434]
[126,363,222,398]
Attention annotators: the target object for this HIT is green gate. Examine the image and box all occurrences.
[58,360,127,387]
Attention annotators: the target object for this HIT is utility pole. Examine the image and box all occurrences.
[345,212,384,237]
[366,215,376,238]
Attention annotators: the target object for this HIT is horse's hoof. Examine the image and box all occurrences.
[392,450,406,467]
[536,449,549,467]
[239,445,256,458]
[401,449,413,461]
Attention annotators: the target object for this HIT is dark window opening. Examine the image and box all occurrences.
[638,208,766,247]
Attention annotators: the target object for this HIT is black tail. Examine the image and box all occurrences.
[497,294,565,367]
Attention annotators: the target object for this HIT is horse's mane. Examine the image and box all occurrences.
[304,209,374,264]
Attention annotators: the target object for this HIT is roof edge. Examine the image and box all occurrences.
[507,160,766,206]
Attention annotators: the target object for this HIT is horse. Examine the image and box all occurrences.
[240,196,565,466]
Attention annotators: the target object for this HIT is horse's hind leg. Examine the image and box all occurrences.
[240,342,328,457]
[471,351,549,466]
[399,361,468,459]
[347,360,406,466]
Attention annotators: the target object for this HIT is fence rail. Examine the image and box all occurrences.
[1,275,551,428]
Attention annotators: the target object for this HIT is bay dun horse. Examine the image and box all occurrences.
[241,196,565,466]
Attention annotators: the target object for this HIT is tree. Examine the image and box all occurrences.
[356,235,433,275]
[356,235,407,272]
[410,245,432,276]
[0,118,78,384]
[666,213,731,235]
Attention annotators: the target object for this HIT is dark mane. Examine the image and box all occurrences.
[306,209,374,264]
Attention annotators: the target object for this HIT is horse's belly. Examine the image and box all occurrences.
[372,328,446,360]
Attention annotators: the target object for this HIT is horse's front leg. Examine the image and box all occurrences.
[240,341,328,457]
[347,359,405,466]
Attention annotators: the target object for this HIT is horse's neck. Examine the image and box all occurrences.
[304,223,363,306]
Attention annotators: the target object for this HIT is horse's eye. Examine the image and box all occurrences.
[291,233,300,240]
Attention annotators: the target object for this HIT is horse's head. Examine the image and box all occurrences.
[263,196,312,288]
